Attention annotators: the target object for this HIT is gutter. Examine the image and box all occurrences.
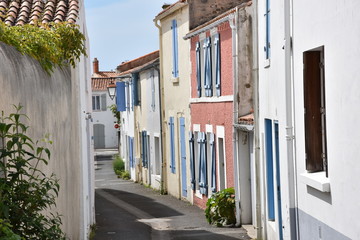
[251,0,263,238]
[154,19,167,195]
[284,0,299,238]
[229,7,241,227]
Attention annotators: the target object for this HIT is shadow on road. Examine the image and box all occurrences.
[101,188,183,218]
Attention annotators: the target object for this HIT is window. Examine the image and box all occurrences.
[132,73,140,107]
[195,33,221,98]
[92,94,106,111]
[92,95,100,111]
[264,0,270,60]
[150,70,156,111]
[207,132,216,194]
[171,19,179,78]
[169,117,176,173]
[303,46,327,176]
[198,132,207,195]
[141,131,148,168]
[116,82,126,112]
[189,131,196,190]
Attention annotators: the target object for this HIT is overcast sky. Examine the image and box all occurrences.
[85,0,177,72]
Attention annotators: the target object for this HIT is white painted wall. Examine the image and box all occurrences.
[92,90,118,149]
[293,1,360,239]
[137,68,162,190]
[257,1,292,239]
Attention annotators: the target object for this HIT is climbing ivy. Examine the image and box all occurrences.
[0,21,87,74]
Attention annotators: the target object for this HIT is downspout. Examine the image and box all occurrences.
[229,7,241,227]
[284,0,299,239]
[252,0,263,239]
[154,19,167,195]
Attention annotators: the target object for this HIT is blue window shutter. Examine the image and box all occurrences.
[265,119,275,220]
[199,132,208,195]
[145,132,148,168]
[142,131,145,167]
[204,37,212,97]
[172,19,179,78]
[189,131,195,191]
[196,42,201,97]
[265,0,270,59]
[132,73,139,106]
[214,34,221,96]
[209,133,216,193]
[116,82,126,112]
[169,117,175,173]
[131,137,134,168]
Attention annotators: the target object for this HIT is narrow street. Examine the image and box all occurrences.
[93,151,252,240]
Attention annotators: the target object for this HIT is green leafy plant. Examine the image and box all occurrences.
[0,21,87,74]
[0,105,66,239]
[108,104,120,123]
[120,170,130,180]
[205,187,236,227]
[0,219,22,240]
[113,154,124,174]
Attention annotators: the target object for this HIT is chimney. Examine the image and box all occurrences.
[93,58,99,74]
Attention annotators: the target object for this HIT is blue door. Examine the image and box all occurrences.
[179,117,187,197]
[274,122,283,240]
[265,119,275,220]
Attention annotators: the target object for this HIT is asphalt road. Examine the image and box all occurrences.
[93,155,251,240]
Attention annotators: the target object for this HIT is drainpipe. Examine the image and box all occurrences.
[154,19,167,195]
[251,0,263,238]
[229,7,241,227]
[284,0,299,239]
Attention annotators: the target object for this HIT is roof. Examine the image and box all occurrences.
[0,0,79,26]
[92,71,120,91]
[92,71,119,78]
[92,78,117,92]
[154,0,187,21]
[183,1,252,40]
[117,50,159,73]
[118,58,159,77]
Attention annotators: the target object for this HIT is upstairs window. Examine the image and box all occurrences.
[92,94,106,111]
[303,46,328,176]
[195,33,221,98]
[264,0,271,60]
[171,19,179,78]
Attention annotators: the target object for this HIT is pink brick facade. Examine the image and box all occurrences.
[189,21,234,209]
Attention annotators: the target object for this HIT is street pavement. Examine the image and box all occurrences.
[93,153,252,240]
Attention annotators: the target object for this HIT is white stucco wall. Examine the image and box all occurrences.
[292,1,360,239]
[92,90,118,149]
[257,1,292,239]
[136,68,162,190]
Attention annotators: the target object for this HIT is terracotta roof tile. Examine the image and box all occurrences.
[155,0,186,19]
[91,69,120,91]
[238,113,254,125]
[0,0,79,26]
[117,50,159,73]
[92,78,117,92]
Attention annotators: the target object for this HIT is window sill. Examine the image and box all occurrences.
[172,77,179,83]
[300,171,330,192]
[195,190,203,199]
[190,95,233,103]
[264,58,270,68]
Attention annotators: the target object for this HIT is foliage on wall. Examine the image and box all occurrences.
[0,21,87,74]
[0,105,66,239]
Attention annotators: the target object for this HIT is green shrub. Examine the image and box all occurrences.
[205,187,236,227]
[0,219,22,240]
[121,171,130,180]
[0,105,66,239]
[113,155,124,174]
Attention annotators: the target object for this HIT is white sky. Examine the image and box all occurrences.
[85,0,177,72]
